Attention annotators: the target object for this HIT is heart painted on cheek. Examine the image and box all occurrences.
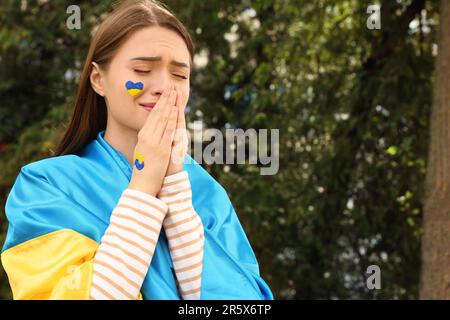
[125,81,144,97]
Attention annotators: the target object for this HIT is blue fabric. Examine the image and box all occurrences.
[2,130,274,300]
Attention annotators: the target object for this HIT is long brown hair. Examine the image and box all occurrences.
[54,0,194,156]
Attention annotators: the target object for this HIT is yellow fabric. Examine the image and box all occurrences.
[1,229,143,300]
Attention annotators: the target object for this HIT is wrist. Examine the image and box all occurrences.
[166,152,186,177]
[166,162,184,177]
[129,178,160,197]
[166,168,182,177]
[162,170,189,186]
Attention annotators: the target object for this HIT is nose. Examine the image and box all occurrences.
[146,69,181,98]
[151,83,179,99]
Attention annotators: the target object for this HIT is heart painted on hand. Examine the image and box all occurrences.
[125,81,144,97]
[134,152,145,170]
[134,158,144,170]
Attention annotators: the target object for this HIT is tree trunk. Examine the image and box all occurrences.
[420,0,450,299]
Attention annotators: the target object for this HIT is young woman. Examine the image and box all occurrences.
[0,0,273,300]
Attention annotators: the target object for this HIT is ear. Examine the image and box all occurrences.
[90,62,105,97]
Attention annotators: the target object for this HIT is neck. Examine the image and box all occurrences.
[103,121,138,166]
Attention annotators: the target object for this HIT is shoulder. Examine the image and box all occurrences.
[19,154,96,185]
[15,153,113,206]
[21,154,81,176]
[7,155,87,202]
[11,155,95,201]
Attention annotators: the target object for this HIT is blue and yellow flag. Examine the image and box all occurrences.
[1,130,274,300]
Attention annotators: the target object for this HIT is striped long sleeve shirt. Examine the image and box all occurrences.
[89,171,204,300]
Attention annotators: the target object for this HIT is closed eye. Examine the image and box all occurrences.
[134,69,151,74]
[134,69,187,79]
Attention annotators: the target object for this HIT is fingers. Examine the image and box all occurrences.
[162,106,179,146]
[153,86,177,140]
[141,85,171,136]
[152,84,172,115]
[176,88,186,130]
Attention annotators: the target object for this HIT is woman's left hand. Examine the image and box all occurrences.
[166,86,188,176]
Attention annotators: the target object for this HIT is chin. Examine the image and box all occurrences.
[136,119,148,132]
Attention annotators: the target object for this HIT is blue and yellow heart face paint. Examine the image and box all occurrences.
[134,152,145,170]
[125,81,144,97]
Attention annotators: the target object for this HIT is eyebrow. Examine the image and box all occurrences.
[130,56,190,69]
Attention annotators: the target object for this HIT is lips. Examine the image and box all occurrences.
[139,102,156,111]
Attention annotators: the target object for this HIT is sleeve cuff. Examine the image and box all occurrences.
[162,171,189,185]
[158,171,191,199]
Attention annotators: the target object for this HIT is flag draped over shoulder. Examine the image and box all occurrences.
[1,130,274,300]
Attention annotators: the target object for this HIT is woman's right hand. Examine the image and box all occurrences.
[128,84,178,197]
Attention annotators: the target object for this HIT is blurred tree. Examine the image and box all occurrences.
[420,0,450,299]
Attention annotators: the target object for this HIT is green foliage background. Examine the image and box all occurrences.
[0,0,439,299]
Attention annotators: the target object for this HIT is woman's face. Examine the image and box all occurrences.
[91,26,191,132]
